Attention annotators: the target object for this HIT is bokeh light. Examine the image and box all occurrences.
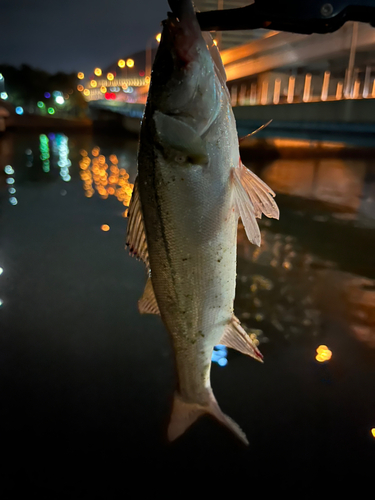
[101,224,110,231]
[77,85,84,91]
[0,267,3,275]
[107,73,114,81]
[315,345,332,362]
[77,72,84,79]
[371,428,375,438]
[55,96,64,104]
[126,59,134,68]
[37,101,44,108]
[100,86,107,93]
[15,107,24,115]
[156,33,161,42]
[118,59,126,68]
[83,89,90,96]
[44,92,51,98]
[47,107,55,115]
[94,68,102,76]
[90,80,97,88]
[0,92,8,100]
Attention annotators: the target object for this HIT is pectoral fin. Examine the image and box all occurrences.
[232,160,279,246]
[154,111,208,164]
[219,316,263,362]
[138,277,160,315]
[126,176,149,268]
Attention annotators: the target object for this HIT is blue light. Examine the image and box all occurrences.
[9,197,18,205]
[0,92,8,100]
[48,133,55,140]
[6,178,15,184]
[44,92,51,98]
[15,107,24,115]
[218,358,228,367]
[4,165,14,175]
[8,187,16,194]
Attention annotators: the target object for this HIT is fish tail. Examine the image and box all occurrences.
[167,391,249,445]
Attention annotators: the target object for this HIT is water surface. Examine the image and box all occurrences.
[1,130,375,494]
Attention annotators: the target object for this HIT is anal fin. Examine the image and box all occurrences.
[138,277,160,315]
[219,316,263,363]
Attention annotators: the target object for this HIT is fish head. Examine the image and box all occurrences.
[147,0,220,164]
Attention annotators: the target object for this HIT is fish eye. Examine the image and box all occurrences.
[175,154,186,164]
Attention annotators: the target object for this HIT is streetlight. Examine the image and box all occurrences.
[146,33,161,79]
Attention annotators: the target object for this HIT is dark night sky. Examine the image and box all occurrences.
[0,0,169,74]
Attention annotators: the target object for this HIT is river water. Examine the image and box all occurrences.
[1,130,375,494]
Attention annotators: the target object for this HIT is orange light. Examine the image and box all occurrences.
[77,85,84,91]
[315,345,332,362]
[83,89,90,96]
[123,209,128,217]
[156,33,161,43]
[371,428,375,438]
[145,76,150,84]
[107,73,114,81]
[213,39,218,46]
[77,72,84,79]
[118,59,126,68]
[101,224,110,231]
[90,80,97,88]
[94,68,102,76]
[126,59,134,68]
[107,187,115,195]
[100,86,107,93]
[80,149,88,157]
[92,147,100,157]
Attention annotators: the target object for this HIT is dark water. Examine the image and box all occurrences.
[1,130,375,495]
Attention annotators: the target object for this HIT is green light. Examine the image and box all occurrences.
[37,101,45,108]
[47,107,55,115]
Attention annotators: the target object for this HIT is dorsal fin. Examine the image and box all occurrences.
[126,177,149,268]
[219,316,263,362]
[138,277,160,315]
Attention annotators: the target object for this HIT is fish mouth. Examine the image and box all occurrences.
[161,6,203,65]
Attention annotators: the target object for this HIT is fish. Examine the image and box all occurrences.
[126,0,279,445]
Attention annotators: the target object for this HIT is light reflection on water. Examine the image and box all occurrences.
[1,132,375,356]
[1,131,375,474]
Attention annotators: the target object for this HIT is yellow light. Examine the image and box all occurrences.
[145,76,150,84]
[213,39,218,46]
[371,428,375,438]
[94,68,102,76]
[77,72,84,79]
[122,83,128,90]
[77,85,84,91]
[107,73,114,81]
[83,89,90,96]
[100,86,107,93]
[90,80,97,88]
[156,33,161,43]
[101,224,110,231]
[315,345,332,362]
[126,59,134,68]
[118,59,126,68]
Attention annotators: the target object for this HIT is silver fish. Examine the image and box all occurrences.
[126,0,279,445]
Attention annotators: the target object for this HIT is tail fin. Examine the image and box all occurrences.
[167,391,249,445]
